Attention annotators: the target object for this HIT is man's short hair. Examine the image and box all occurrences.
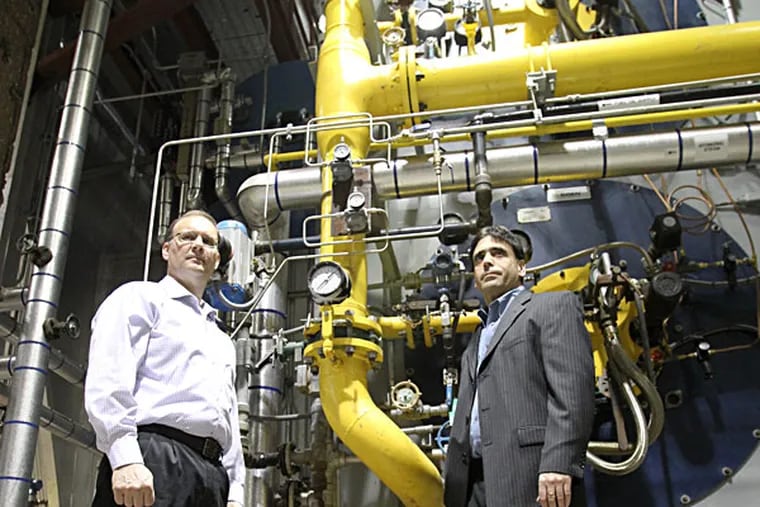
[468,225,530,263]
[164,210,218,243]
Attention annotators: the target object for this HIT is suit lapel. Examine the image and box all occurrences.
[463,328,480,383]
[480,290,532,367]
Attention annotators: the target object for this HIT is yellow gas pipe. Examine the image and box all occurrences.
[360,15,760,118]
[306,1,443,505]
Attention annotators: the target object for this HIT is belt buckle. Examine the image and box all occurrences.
[202,438,220,462]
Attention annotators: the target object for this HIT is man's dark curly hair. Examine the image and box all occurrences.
[468,225,531,263]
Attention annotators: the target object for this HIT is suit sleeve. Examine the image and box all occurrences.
[537,292,595,477]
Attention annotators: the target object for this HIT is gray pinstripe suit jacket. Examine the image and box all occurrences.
[443,290,595,507]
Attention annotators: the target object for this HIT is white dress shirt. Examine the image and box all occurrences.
[84,275,245,504]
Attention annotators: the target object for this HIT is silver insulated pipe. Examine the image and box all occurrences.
[237,123,760,226]
[246,223,288,507]
[0,385,97,452]
[0,0,112,504]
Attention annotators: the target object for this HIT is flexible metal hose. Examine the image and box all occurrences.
[586,369,649,474]
[607,333,666,444]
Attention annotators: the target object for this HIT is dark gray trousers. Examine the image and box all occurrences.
[92,431,228,507]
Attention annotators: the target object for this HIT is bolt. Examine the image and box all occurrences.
[710,223,722,233]
[680,494,691,505]
[629,184,640,192]
[345,346,355,356]
[753,428,760,439]
[367,351,378,362]
[721,467,733,477]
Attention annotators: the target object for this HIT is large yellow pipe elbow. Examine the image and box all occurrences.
[318,350,443,506]
[316,0,385,158]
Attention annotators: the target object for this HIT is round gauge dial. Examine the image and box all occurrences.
[307,261,351,305]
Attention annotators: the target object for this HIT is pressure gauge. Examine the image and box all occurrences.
[307,261,352,305]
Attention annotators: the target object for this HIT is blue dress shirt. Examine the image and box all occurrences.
[84,276,245,504]
[470,285,525,458]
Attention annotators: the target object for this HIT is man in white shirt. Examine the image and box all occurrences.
[85,210,245,507]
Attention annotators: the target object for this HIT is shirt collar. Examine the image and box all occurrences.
[160,276,218,321]
[479,285,525,325]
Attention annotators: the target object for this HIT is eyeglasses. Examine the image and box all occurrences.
[172,230,218,249]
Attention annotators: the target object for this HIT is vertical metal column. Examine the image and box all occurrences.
[186,82,213,210]
[246,220,289,507]
[0,0,112,505]
[214,69,244,221]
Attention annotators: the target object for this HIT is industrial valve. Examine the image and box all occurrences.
[43,313,80,341]
[390,380,422,411]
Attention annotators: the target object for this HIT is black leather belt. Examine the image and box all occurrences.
[469,457,484,481]
[138,424,223,464]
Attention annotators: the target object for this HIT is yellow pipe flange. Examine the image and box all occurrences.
[304,337,383,363]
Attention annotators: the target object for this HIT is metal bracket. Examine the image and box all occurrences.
[526,69,557,120]
[592,119,609,141]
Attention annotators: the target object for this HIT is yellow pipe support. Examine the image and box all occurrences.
[308,343,443,506]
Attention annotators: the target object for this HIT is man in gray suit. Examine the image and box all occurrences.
[444,226,595,507]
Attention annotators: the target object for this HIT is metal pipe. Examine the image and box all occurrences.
[93,83,216,105]
[471,126,492,228]
[94,89,147,160]
[246,222,289,507]
[214,70,244,220]
[0,355,14,380]
[157,172,173,244]
[586,377,648,474]
[0,287,26,313]
[309,398,329,506]
[373,22,760,115]
[186,83,213,210]
[0,384,97,452]
[721,0,737,24]
[0,315,86,385]
[0,0,112,503]
[238,123,759,226]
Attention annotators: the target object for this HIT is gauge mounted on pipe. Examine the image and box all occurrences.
[307,261,352,305]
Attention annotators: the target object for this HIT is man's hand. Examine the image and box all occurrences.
[112,463,155,507]
[537,472,572,507]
